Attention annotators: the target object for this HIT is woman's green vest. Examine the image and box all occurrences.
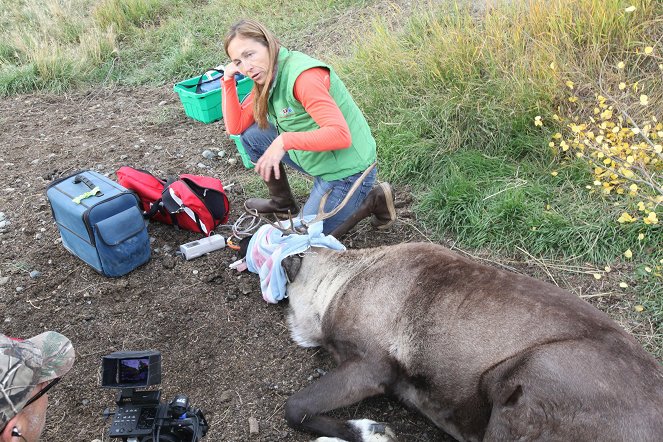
[268,47,376,181]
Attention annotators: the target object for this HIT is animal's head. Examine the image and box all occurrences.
[235,234,304,282]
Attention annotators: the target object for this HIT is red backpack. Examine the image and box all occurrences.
[116,166,230,236]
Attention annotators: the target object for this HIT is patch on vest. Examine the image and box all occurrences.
[280,106,294,118]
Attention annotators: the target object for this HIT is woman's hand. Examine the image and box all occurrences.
[223,62,241,81]
[256,136,286,182]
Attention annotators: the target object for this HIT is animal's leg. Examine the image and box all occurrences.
[285,358,398,441]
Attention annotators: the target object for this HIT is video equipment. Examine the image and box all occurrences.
[102,350,209,442]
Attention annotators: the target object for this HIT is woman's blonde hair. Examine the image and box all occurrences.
[224,19,280,129]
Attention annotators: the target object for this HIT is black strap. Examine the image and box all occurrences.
[145,199,164,219]
[195,68,224,93]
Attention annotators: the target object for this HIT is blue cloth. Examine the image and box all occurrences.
[240,122,377,235]
[245,217,346,303]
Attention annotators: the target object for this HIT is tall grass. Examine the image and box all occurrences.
[0,0,368,93]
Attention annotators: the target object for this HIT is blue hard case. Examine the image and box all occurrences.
[47,170,150,277]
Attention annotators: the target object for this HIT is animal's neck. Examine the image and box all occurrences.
[286,247,378,347]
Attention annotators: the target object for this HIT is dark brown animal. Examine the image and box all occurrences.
[277,242,663,441]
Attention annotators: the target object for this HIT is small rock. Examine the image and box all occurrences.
[31,159,40,165]
[150,236,156,244]
[197,162,209,169]
[158,100,168,106]
[192,270,199,275]
[120,154,128,160]
[81,399,90,406]
[0,276,9,285]
[16,287,23,292]
[162,244,172,253]
[219,390,233,403]
[248,417,259,435]
[35,233,42,240]
[29,270,42,279]
[227,158,237,166]
[202,150,216,160]
[162,255,177,270]
[217,150,226,158]
[4,318,10,323]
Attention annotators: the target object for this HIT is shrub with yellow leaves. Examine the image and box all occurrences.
[545,59,662,230]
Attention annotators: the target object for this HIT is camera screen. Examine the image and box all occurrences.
[118,357,150,384]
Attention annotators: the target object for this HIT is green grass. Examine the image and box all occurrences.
[336,0,661,311]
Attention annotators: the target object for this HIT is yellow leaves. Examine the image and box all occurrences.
[643,212,659,225]
[592,273,601,280]
[617,61,625,69]
[534,116,543,127]
[644,46,653,55]
[550,62,556,70]
[617,212,635,223]
[624,249,633,259]
[619,282,628,288]
[624,6,636,13]
[634,305,644,312]
[552,85,660,235]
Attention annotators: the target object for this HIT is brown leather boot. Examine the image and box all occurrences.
[244,163,299,218]
[329,182,396,239]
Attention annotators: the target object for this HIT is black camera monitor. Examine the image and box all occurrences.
[101,350,162,389]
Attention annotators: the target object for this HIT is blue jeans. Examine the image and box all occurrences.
[240,122,377,235]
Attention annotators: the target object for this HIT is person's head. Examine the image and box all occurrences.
[0,332,75,441]
[224,19,280,129]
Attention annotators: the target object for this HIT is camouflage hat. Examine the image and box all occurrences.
[0,331,75,430]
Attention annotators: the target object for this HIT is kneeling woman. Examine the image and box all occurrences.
[221,19,395,237]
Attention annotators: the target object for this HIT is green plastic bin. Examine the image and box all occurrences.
[173,74,254,124]
[229,134,254,169]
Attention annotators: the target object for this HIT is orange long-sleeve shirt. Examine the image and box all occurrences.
[222,67,352,152]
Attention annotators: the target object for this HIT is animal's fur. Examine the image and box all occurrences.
[281,243,663,442]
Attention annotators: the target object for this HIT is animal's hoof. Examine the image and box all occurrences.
[350,419,398,441]
[369,422,387,434]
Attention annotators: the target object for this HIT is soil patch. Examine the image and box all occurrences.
[0,85,456,441]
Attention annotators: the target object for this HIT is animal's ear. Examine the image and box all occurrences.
[282,255,303,283]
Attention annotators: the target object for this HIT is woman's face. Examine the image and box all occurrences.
[227,36,271,85]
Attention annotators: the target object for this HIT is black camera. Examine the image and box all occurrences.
[102,350,209,442]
